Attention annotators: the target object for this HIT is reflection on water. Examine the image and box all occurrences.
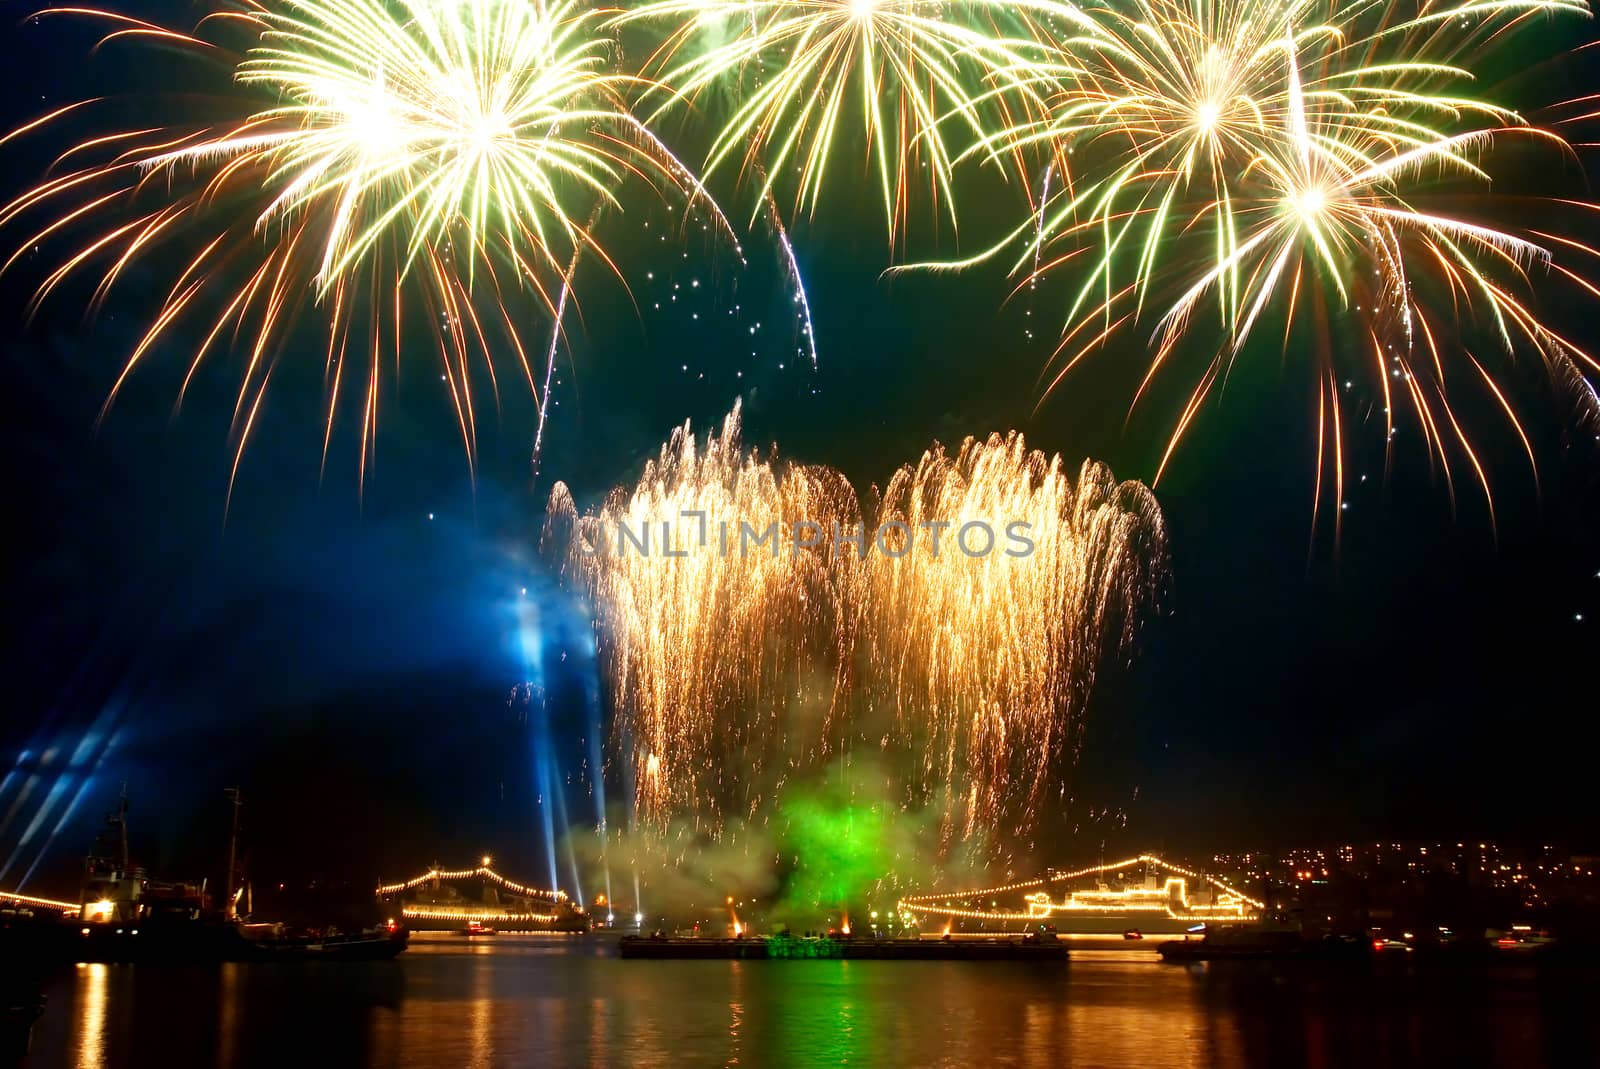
[470,945,492,1068]
[71,963,106,1069]
[217,962,239,1068]
[27,936,1600,1068]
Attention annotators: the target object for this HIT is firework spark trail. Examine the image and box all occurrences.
[530,210,595,485]
[614,0,1078,246]
[546,404,1165,852]
[761,192,820,370]
[3,0,723,490]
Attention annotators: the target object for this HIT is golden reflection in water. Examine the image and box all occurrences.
[726,960,745,1068]
[395,945,503,1068]
[612,963,669,1066]
[367,978,399,1069]
[1062,964,1245,1068]
[73,962,108,1069]
[1024,996,1070,1063]
[216,963,241,1068]
[590,994,609,1066]
[470,946,493,1068]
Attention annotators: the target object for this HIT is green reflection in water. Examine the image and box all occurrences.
[766,961,876,1067]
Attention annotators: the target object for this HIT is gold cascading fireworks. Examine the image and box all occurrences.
[924,0,1600,528]
[545,405,864,833]
[546,404,1166,851]
[2,0,719,494]
[615,0,1072,245]
[864,431,1166,848]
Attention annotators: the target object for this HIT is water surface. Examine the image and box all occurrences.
[25,935,1600,1067]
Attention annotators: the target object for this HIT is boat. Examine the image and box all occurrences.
[620,927,1068,962]
[900,857,1266,937]
[375,862,589,933]
[1492,925,1556,953]
[241,925,410,960]
[1158,923,1370,962]
[46,913,412,965]
[4,790,409,965]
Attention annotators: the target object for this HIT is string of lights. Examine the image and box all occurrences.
[374,861,568,901]
[398,906,559,924]
[0,889,79,913]
[897,855,1264,923]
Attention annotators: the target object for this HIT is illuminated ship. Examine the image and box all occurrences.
[76,791,218,928]
[899,855,1263,937]
[375,860,590,933]
[4,790,408,962]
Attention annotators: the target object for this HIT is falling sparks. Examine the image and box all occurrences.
[545,403,1165,852]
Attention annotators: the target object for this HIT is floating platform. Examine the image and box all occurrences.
[619,934,1068,961]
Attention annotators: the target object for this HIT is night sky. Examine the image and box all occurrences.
[2,3,1599,900]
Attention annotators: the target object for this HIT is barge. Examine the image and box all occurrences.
[620,931,1067,961]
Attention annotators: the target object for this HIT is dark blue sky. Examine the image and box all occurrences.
[2,3,1599,899]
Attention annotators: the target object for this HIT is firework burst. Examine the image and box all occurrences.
[2,0,721,496]
[916,0,1599,529]
[615,0,1076,245]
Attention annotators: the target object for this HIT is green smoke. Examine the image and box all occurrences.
[770,757,976,926]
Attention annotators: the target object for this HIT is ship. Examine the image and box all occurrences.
[2,789,408,965]
[375,861,590,933]
[898,855,1265,937]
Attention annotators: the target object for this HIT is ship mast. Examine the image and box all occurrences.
[116,784,129,873]
[224,787,242,921]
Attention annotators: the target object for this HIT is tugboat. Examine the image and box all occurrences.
[238,920,410,960]
[7,788,408,964]
[66,788,246,963]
